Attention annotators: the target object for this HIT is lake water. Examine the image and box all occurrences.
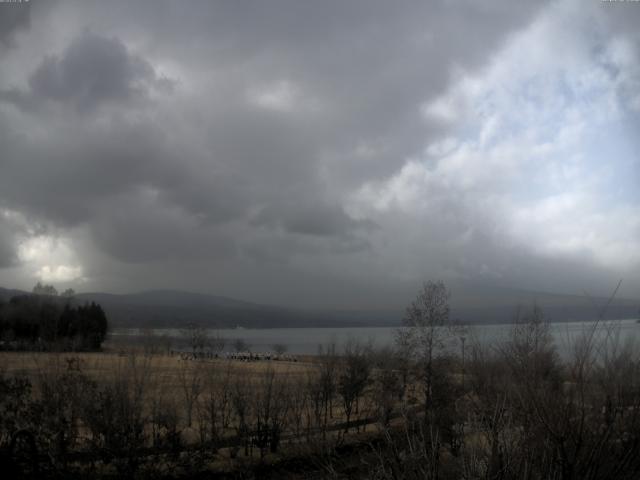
[111,318,640,356]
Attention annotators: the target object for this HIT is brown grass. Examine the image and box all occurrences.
[0,350,314,387]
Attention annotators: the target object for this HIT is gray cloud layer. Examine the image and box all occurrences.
[0,2,30,48]
[0,0,638,307]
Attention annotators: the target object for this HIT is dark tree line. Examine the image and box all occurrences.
[0,287,108,351]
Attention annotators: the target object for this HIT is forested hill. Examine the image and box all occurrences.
[76,290,386,329]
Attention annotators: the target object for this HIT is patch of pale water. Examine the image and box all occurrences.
[111,318,640,356]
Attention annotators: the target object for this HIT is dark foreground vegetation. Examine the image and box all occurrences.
[1,281,640,479]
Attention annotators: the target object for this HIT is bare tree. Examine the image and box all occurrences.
[272,343,288,356]
[81,355,151,476]
[150,394,181,451]
[252,366,290,456]
[459,290,640,480]
[141,327,161,356]
[305,369,324,438]
[61,288,75,298]
[231,376,252,457]
[197,361,233,450]
[177,358,203,427]
[182,323,209,356]
[287,377,309,439]
[397,280,452,417]
[210,330,226,355]
[317,343,338,436]
[338,341,371,432]
[233,338,248,352]
[32,282,58,296]
[372,355,403,427]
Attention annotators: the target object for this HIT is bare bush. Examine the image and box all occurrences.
[231,374,252,457]
[196,360,233,449]
[338,341,371,432]
[252,366,290,456]
[273,343,288,356]
[182,323,209,356]
[177,358,203,428]
[81,355,151,476]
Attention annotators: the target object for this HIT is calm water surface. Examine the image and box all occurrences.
[112,319,640,355]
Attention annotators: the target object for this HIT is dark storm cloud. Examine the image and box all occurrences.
[0,117,184,226]
[87,189,237,263]
[0,2,30,48]
[0,229,16,268]
[49,0,546,184]
[252,202,376,238]
[4,0,636,307]
[0,0,550,287]
[283,206,374,238]
[2,31,171,112]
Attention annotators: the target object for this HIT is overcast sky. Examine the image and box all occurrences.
[0,0,638,308]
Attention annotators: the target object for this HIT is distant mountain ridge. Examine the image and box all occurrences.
[75,289,386,329]
[0,287,27,300]
[76,290,256,309]
[1,286,638,328]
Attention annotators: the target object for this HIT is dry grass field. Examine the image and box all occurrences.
[0,349,326,440]
[0,348,369,477]
[0,350,314,384]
